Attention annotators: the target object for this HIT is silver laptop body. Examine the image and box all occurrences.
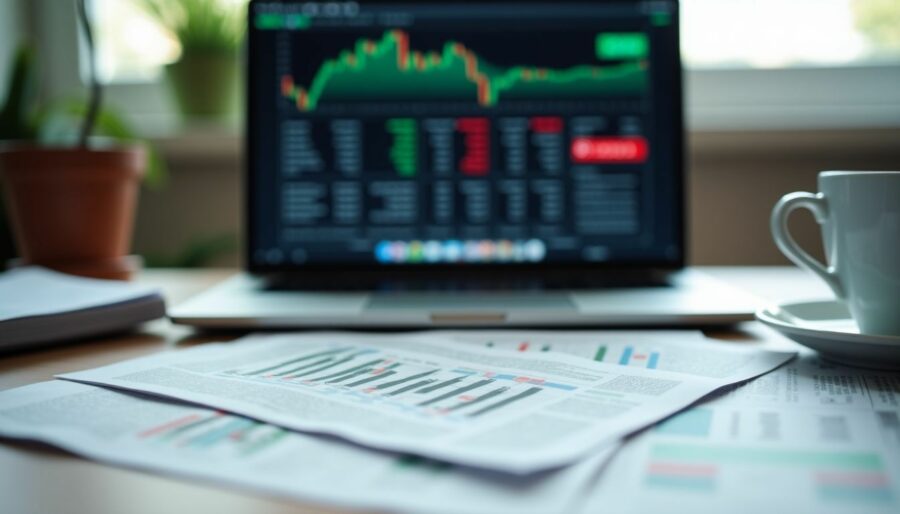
[172,0,758,328]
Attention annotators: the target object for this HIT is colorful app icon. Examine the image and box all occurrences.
[443,240,463,262]
[375,241,393,263]
[408,241,424,263]
[524,239,546,262]
[464,240,481,262]
[390,241,408,263]
[497,240,514,261]
[478,240,495,261]
[423,241,442,262]
[512,240,527,262]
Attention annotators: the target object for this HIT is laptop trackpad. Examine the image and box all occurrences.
[367,292,575,312]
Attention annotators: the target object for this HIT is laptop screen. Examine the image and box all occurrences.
[247,0,683,272]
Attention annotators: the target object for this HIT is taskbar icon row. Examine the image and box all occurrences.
[375,239,547,264]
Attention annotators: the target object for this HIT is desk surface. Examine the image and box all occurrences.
[0,267,829,514]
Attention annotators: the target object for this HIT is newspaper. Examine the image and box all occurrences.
[0,381,609,514]
[578,350,900,513]
[60,332,796,474]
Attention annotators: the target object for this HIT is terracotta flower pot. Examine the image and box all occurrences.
[0,145,146,280]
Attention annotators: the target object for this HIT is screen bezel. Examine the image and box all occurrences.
[244,0,686,276]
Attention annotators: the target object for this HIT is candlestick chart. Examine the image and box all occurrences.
[281,29,647,111]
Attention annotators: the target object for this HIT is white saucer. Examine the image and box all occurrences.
[756,299,900,370]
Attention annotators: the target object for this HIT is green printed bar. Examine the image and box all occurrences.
[597,33,648,59]
[239,429,288,457]
[593,345,608,362]
[819,486,894,503]
[650,444,884,470]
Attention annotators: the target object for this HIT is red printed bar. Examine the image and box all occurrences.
[570,136,648,164]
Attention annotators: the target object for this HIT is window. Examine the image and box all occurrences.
[91,0,179,83]
[680,0,900,130]
[90,0,900,84]
[682,0,900,69]
[65,0,900,131]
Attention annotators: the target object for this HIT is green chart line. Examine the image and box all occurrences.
[281,29,647,111]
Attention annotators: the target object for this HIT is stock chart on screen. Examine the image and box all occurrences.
[249,1,681,267]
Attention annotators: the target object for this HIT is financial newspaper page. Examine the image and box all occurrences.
[60,332,795,474]
[438,330,786,379]
[0,381,610,514]
[578,350,900,514]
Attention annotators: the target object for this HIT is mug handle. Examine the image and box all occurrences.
[770,192,845,299]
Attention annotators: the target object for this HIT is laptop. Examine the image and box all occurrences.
[171,0,759,328]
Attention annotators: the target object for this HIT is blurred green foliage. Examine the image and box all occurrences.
[38,102,167,188]
[0,46,37,141]
[853,0,900,51]
[139,0,248,54]
[0,43,167,187]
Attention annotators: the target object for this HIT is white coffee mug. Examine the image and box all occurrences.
[771,171,900,336]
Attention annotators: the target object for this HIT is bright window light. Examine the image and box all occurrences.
[88,0,900,84]
[682,0,900,68]
[91,0,180,83]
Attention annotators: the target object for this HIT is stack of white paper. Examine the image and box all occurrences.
[0,330,849,513]
[0,267,166,351]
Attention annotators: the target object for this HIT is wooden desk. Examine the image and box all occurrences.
[0,267,827,514]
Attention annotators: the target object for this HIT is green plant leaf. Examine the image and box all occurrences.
[139,0,247,54]
[0,44,38,141]
[36,100,168,188]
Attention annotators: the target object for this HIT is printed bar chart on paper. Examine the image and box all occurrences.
[645,442,893,501]
[0,380,609,514]
[224,344,574,419]
[581,354,900,514]
[444,330,774,380]
[618,346,660,369]
[60,332,795,474]
[138,411,289,458]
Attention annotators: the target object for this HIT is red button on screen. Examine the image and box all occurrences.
[570,136,649,164]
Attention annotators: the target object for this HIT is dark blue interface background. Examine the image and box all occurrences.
[248,1,682,269]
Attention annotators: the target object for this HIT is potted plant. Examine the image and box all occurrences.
[140,0,246,122]
[0,0,150,280]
